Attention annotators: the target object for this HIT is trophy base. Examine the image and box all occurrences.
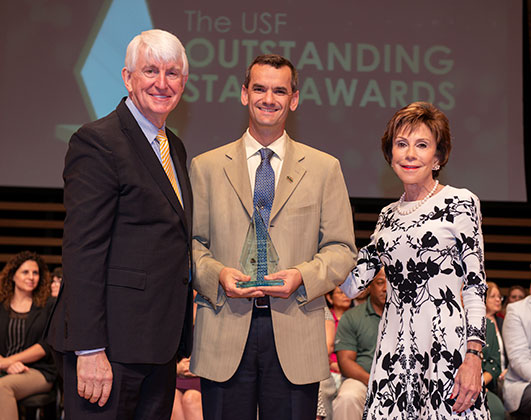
[236,280,284,288]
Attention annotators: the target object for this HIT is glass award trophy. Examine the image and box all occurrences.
[236,209,283,288]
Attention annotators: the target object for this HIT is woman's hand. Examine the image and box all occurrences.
[6,361,28,375]
[177,357,196,378]
[451,352,482,413]
[499,368,507,381]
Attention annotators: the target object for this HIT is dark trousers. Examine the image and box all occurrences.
[200,307,319,420]
[58,351,177,420]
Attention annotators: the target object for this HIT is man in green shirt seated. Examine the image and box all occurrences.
[333,268,386,420]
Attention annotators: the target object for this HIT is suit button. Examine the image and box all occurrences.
[182,278,188,284]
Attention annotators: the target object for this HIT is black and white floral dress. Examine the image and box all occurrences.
[341,186,489,419]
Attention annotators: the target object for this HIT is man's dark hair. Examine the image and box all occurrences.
[243,54,298,93]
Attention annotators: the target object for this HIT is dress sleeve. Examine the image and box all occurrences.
[340,214,384,298]
[458,193,487,344]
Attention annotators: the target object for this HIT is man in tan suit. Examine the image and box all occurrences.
[190,54,356,420]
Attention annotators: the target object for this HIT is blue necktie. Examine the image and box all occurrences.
[253,148,275,285]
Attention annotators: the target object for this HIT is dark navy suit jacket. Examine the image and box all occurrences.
[46,98,193,364]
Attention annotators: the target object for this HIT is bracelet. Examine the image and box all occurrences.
[466,349,483,360]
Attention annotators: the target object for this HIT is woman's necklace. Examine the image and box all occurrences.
[395,180,439,216]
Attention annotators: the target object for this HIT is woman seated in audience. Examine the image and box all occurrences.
[0,251,57,420]
[483,282,506,420]
[172,293,202,420]
[500,285,527,318]
[326,287,354,374]
[172,357,202,420]
[50,266,63,298]
[316,287,354,419]
[486,282,507,387]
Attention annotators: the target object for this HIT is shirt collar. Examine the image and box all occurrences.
[125,97,165,144]
[243,129,286,162]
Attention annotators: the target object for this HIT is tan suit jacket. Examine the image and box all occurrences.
[189,135,356,384]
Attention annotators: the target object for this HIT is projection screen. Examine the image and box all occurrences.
[0,0,526,201]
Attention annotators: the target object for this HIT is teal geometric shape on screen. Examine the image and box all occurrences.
[79,0,153,120]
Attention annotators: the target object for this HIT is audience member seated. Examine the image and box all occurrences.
[172,292,202,420]
[316,287,354,419]
[50,266,62,298]
[501,285,527,318]
[326,286,354,375]
[172,357,202,420]
[503,295,531,419]
[482,283,506,420]
[332,268,386,420]
[316,306,338,419]
[486,282,507,388]
[0,251,57,420]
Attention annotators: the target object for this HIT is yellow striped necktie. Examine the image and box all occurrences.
[156,129,183,207]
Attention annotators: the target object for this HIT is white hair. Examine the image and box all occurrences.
[124,29,188,75]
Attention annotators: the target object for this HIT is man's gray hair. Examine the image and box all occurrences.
[124,29,188,75]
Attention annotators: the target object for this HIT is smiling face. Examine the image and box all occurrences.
[241,64,299,145]
[391,123,440,189]
[13,260,40,295]
[122,48,187,128]
[486,285,502,316]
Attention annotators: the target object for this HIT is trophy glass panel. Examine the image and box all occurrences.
[237,210,282,288]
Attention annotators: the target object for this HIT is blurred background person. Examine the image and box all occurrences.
[316,306,336,420]
[325,287,354,376]
[172,357,202,420]
[485,282,507,386]
[500,285,527,318]
[502,295,531,419]
[482,283,506,420]
[316,287,354,419]
[0,251,57,420]
[333,268,386,420]
[506,285,527,305]
[172,293,202,420]
[50,266,63,298]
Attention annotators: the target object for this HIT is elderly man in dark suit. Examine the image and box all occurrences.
[46,29,193,419]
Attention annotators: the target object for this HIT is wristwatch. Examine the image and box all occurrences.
[466,349,483,360]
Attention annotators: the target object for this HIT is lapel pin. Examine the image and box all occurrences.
[287,175,293,183]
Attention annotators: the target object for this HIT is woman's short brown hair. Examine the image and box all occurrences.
[381,102,452,178]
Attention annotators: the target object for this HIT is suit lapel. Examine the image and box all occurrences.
[223,139,254,219]
[116,100,188,229]
[168,131,192,237]
[270,137,306,222]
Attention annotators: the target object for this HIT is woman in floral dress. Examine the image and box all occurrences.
[341,102,488,419]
